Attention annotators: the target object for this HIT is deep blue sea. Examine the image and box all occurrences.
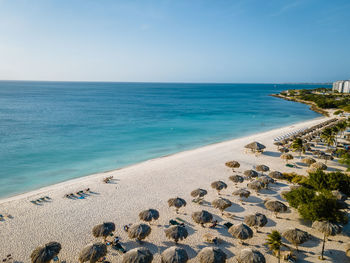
[0,81,327,198]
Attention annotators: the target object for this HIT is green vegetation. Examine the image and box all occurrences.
[283,170,350,223]
[334,110,343,115]
[266,230,282,263]
[290,138,304,157]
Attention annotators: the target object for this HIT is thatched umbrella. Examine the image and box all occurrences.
[139,209,159,224]
[247,180,264,192]
[225,160,240,171]
[306,167,318,174]
[197,247,226,263]
[331,190,347,201]
[31,242,61,263]
[301,157,316,166]
[282,228,310,251]
[128,223,151,242]
[245,142,266,153]
[192,210,213,227]
[168,197,187,213]
[244,213,267,232]
[79,243,107,263]
[346,243,350,257]
[256,165,269,175]
[257,176,274,187]
[92,222,115,241]
[278,147,289,153]
[229,175,244,184]
[191,188,208,199]
[320,154,334,165]
[122,247,153,263]
[212,198,232,215]
[161,246,188,263]
[264,200,287,217]
[312,221,342,260]
[211,181,227,195]
[228,223,253,244]
[243,170,258,178]
[235,248,266,263]
[268,171,284,180]
[280,153,293,163]
[310,162,327,171]
[233,189,250,201]
[164,225,188,243]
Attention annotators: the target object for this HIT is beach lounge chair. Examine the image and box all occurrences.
[286,163,295,168]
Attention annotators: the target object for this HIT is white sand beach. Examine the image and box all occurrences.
[0,116,349,263]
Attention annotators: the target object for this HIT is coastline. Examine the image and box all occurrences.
[0,115,325,204]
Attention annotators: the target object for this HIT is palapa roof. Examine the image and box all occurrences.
[243,170,258,178]
[235,248,266,263]
[192,210,213,225]
[280,153,293,160]
[256,164,269,172]
[312,221,342,236]
[31,242,61,263]
[247,180,264,192]
[164,225,188,243]
[128,223,151,241]
[228,223,253,240]
[244,213,268,228]
[268,171,284,179]
[191,188,208,198]
[211,198,232,212]
[161,246,188,263]
[229,174,244,183]
[264,200,287,213]
[122,247,153,263]
[282,228,310,246]
[211,181,227,191]
[92,222,115,238]
[245,141,266,151]
[197,247,226,263]
[225,160,240,168]
[168,197,187,208]
[310,162,327,170]
[139,209,160,222]
[79,243,107,263]
[301,157,316,165]
[258,175,274,185]
[233,189,250,198]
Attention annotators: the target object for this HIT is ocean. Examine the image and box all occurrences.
[0,81,326,198]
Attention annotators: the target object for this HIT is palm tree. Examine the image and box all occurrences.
[331,126,340,147]
[291,138,304,158]
[266,230,282,263]
[321,128,335,149]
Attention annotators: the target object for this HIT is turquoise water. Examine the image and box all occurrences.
[0,81,325,198]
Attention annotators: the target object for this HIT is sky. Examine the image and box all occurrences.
[0,0,349,83]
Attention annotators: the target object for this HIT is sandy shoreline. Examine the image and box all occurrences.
[1,115,349,262]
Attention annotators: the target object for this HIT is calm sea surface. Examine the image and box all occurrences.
[0,81,326,198]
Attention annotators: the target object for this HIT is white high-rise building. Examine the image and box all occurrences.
[332,80,350,93]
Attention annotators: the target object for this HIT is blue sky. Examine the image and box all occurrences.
[0,0,349,83]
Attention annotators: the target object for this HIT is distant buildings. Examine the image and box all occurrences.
[332,80,350,93]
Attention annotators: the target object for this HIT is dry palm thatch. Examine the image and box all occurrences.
[211,198,232,215]
[264,200,287,217]
[192,210,213,227]
[233,189,250,201]
[122,247,153,263]
[256,165,269,174]
[235,248,266,263]
[31,242,61,263]
[168,197,187,213]
[92,222,115,241]
[79,243,107,263]
[268,171,284,179]
[197,247,226,263]
[161,246,188,263]
[243,170,258,178]
[247,180,264,192]
[128,223,151,242]
[210,181,227,195]
[278,147,289,153]
[331,190,347,201]
[312,221,342,259]
[320,154,334,164]
[257,176,274,187]
[301,157,316,166]
[282,228,310,251]
[229,175,244,184]
[310,162,327,171]
[306,167,318,174]
[225,160,240,170]
[191,188,208,198]
[164,225,188,243]
[229,223,253,244]
[280,153,293,163]
[245,142,266,152]
[346,243,350,257]
[244,213,267,232]
[139,209,160,224]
